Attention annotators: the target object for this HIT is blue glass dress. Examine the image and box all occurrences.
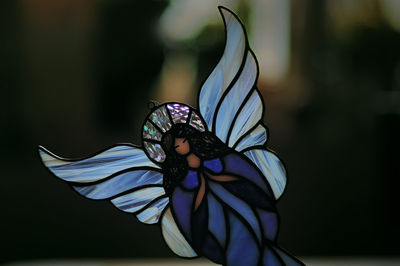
[171,152,297,266]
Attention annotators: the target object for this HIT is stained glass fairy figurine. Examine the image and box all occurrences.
[39,6,303,266]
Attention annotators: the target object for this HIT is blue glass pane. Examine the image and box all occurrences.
[226,212,259,266]
[234,124,267,152]
[244,149,287,199]
[171,187,195,239]
[228,90,263,147]
[256,208,278,241]
[207,193,226,247]
[201,235,224,264]
[161,208,197,257]
[262,246,283,266]
[136,196,169,224]
[199,8,246,130]
[39,145,160,183]
[221,180,275,211]
[223,153,271,196]
[215,52,257,143]
[208,181,261,243]
[111,186,165,213]
[73,170,163,199]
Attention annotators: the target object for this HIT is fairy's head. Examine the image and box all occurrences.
[141,103,206,164]
[142,103,227,193]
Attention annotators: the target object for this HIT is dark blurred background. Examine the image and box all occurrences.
[1,0,400,263]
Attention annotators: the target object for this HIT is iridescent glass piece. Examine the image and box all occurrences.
[189,112,206,132]
[167,103,190,124]
[143,141,166,163]
[150,105,172,132]
[143,121,162,141]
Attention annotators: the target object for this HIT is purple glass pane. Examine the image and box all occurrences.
[167,103,190,124]
[203,158,223,173]
[182,170,199,190]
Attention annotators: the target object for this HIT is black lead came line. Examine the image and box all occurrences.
[38,143,147,163]
[107,184,165,202]
[146,118,165,138]
[68,166,163,186]
[208,181,263,249]
[225,50,263,146]
[211,48,250,135]
[196,6,250,133]
[133,194,169,216]
[209,7,254,135]
[226,86,259,146]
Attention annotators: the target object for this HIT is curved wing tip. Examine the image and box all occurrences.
[217,6,242,22]
[218,6,235,22]
[217,5,228,11]
[38,145,46,153]
[218,5,233,14]
[37,146,62,167]
[38,145,49,161]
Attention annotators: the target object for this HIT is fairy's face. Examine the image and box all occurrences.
[174,138,190,155]
[174,137,201,169]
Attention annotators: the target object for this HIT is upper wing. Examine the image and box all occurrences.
[39,144,169,224]
[198,6,247,133]
[198,7,286,199]
[198,7,267,151]
[243,149,287,199]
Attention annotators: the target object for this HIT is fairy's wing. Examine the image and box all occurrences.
[38,144,169,224]
[39,144,198,257]
[161,207,198,258]
[198,7,286,199]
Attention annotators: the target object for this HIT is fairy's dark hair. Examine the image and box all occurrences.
[161,124,228,194]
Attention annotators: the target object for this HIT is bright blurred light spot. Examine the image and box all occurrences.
[159,0,237,42]
[158,0,291,88]
[381,0,400,32]
[250,0,290,85]
[155,54,197,104]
